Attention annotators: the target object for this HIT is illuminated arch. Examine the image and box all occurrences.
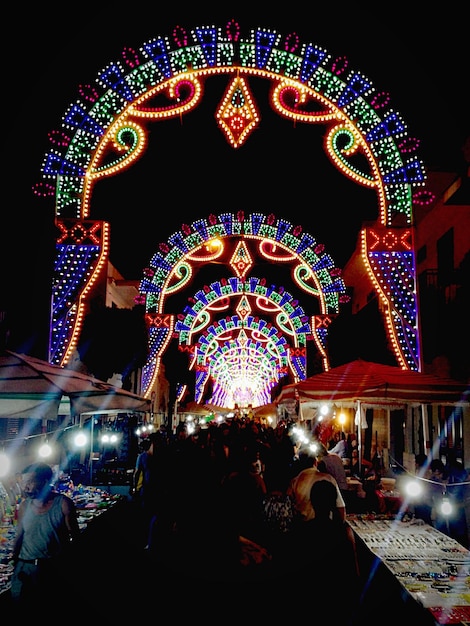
[141,213,344,396]
[194,317,291,408]
[176,278,308,354]
[175,277,306,405]
[37,20,428,398]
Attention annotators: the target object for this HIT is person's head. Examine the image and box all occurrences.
[415,453,428,467]
[175,423,187,440]
[430,458,445,476]
[148,431,166,450]
[415,453,430,474]
[140,439,152,452]
[309,479,337,519]
[21,462,53,500]
[297,450,316,470]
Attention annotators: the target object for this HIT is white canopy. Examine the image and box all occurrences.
[0,350,151,418]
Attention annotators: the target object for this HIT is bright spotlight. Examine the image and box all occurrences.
[404,479,423,498]
[440,497,453,516]
[74,431,88,447]
[38,442,53,458]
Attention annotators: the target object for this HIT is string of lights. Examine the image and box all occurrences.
[0,418,130,479]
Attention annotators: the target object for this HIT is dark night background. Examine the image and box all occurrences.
[2,5,468,379]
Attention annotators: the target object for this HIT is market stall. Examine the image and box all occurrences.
[275,358,470,470]
[0,478,123,601]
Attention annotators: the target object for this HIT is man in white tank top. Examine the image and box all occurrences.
[10,462,80,609]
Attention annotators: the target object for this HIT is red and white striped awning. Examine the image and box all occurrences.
[275,359,469,407]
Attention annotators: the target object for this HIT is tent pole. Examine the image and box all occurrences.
[356,401,362,475]
[89,416,94,485]
[421,404,428,455]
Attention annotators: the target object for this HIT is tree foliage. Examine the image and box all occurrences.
[77,307,148,387]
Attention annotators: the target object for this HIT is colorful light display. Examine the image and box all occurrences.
[37,20,429,406]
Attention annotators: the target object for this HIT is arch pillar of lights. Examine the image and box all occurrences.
[34,20,429,399]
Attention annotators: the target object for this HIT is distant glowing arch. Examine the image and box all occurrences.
[193,315,291,408]
[175,277,306,406]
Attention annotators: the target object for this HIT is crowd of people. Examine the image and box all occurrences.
[129,418,469,565]
[129,418,363,586]
[6,415,469,622]
[127,417,365,622]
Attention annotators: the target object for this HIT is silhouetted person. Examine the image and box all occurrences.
[277,479,361,623]
[11,462,80,612]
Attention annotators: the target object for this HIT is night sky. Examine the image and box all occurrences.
[3,5,468,360]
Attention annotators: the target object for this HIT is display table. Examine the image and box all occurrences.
[0,483,123,601]
[348,515,470,625]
